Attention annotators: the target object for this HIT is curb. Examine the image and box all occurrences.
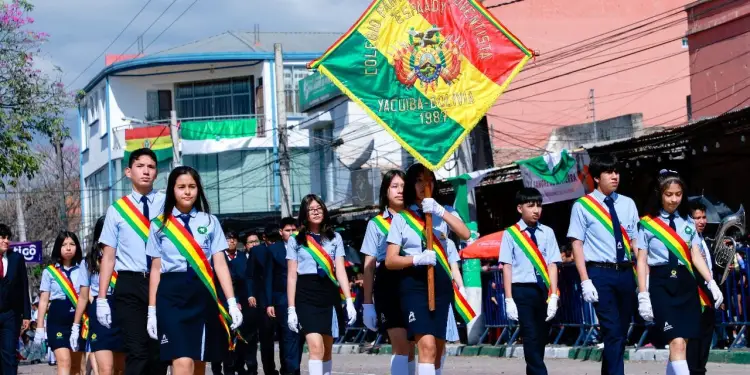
[325,344,750,364]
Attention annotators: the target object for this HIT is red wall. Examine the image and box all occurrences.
[487,0,691,156]
[687,0,750,119]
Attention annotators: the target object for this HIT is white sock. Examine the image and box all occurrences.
[670,360,689,375]
[418,363,436,375]
[408,360,416,375]
[391,355,409,375]
[323,360,332,375]
[309,359,323,375]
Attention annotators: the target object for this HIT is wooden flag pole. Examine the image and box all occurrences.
[423,169,436,312]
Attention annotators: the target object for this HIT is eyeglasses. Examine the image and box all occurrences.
[308,207,324,214]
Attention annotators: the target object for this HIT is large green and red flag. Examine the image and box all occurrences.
[309,0,532,170]
[124,125,173,163]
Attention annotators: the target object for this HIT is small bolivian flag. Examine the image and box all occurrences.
[124,125,173,163]
[309,0,532,170]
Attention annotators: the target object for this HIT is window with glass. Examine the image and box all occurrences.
[86,167,110,220]
[283,65,312,115]
[175,77,254,120]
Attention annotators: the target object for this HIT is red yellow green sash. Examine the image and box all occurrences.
[577,195,634,260]
[153,215,232,347]
[506,224,559,302]
[300,235,346,300]
[372,215,392,235]
[46,265,89,339]
[109,271,118,290]
[639,216,711,310]
[113,196,150,242]
[399,209,477,324]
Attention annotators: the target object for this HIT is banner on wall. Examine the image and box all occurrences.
[517,150,593,205]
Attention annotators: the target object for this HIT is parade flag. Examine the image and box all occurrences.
[309,0,532,170]
[518,150,590,204]
[181,119,258,155]
[124,125,173,163]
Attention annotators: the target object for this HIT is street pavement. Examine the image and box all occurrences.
[17,354,750,374]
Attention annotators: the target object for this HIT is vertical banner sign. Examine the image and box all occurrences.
[308,0,533,170]
[10,241,43,264]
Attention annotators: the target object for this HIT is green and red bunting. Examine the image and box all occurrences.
[309,0,532,170]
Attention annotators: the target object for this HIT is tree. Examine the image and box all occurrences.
[0,0,72,189]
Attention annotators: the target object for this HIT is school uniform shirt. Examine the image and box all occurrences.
[567,190,639,263]
[386,204,462,257]
[77,260,113,298]
[285,232,345,275]
[145,208,228,273]
[39,264,87,300]
[637,211,701,266]
[361,210,395,262]
[447,239,460,265]
[499,220,562,283]
[698,234,713,272]
[100,190,166,273]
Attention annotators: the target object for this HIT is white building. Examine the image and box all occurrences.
[78,31,340,234]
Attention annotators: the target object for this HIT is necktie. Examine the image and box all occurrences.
[668,213,679,268]
[310,233,328,279]
[141,196,152,271]
[180,214,195,277]
[604,196,625,262]
[0,256,5,279]
[527,227,547,292]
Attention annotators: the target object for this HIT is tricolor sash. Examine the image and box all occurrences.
[46,266,90,339]
[399,209,477,324]
[372,215,392,235]
[299,235,346,300]
[505,224,559,302]
[113,196,150,242]
[577,195,637,279]
[639,216,711,310]
[153,215,233,347]
[109,271,118,290]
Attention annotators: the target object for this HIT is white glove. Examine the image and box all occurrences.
[505,298,518,321]
[412,250,437,267]
[638,292,654,322]
[581,279,599,303]
[33,328,45,346]
[545,294,559,322]
[707,280,724,309]
[459,286,467,298]
[287,307,299,333]
[362,304,377,332]
[69,323,80,351]
[421,198,446,218]
[96,298,112,328]
[227,298,243,330]
[345,298,357,326]
[147,306,158,340]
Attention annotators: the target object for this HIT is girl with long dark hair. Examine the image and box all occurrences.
[35,231,86,375]
[286,194,356,375]
[385,163,470,375]
[145,166,242,375]
[636,170,723,375]
[73,216,124,375]
[361,169,416,375]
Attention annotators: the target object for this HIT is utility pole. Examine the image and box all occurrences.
[170,110,181,167]
[274,43,293,218]
[589,88,598,142]
[55,138,68,229]
[14,183,26,242]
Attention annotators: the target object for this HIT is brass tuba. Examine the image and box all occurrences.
[712,205,746,284]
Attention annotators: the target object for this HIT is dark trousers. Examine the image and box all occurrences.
[115,272,169,375]
[212,305,260,375]
[687,307,715,375]
[513,284,548,375]
[0,311,19,375]
[273,294,302,375]
[588,266,635,375]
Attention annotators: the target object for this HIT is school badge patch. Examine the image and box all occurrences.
[197,226,208,234]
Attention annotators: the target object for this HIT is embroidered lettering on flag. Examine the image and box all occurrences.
[46,266,90,339]
[308,0,532,170]
[639,216,711,310]
[506,224,559,302]
[399,209,477,324]
[113,196,150,242]
[300,235,346,300]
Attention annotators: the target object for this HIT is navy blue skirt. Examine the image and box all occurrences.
[296,274,345,337]
[374,264,405,332]
[156,272,228,362]
[399,265,452,341]
[650,266,701,341]
[47,299,85,352]
[87,295,123,352]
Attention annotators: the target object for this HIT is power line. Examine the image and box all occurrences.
[65,0,154,88]
[142,0,199,53]
[117,0,179,57]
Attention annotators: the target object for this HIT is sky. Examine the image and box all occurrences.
[27,0,372,141]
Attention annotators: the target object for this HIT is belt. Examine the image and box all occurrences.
[586,261,634,271]
[650,264,688,269]
[117,270,150,278]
